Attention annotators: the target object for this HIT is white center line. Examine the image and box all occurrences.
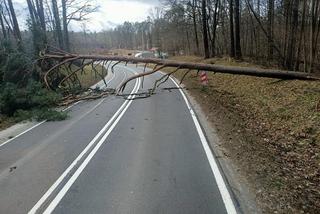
[28,68,140,214]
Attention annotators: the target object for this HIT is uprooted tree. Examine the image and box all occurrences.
[39,50,319,104]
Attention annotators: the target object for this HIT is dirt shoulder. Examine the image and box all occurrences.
[169,56,320,213]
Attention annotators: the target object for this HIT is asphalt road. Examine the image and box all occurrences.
[0,64,238,214]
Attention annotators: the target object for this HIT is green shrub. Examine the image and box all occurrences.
[2,52,32,85]
[0,81,63,117]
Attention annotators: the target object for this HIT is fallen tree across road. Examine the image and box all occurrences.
[39,51,319,96]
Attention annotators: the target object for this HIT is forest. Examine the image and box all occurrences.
[0,0,319,126]
[80,0,320,73]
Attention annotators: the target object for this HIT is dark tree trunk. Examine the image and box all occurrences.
[192,0,200,55]
[286,0,299,70]
[35,0,46,31]
[267,0,274,59]
[61,0,70,51]
[295,0,307,71]
[229,0,235,57]
[201,0,210,58]
[26,0,36,26]
[7,0,21,42]
[211,0,220,57]
[0,7,7,39]
[51,0,63,49]
[234,0,242,59]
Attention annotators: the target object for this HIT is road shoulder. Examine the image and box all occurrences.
[181,83,261,214]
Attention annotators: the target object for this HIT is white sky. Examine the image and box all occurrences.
[13,0,160,32]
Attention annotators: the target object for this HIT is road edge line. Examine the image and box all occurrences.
[168,75,238,214]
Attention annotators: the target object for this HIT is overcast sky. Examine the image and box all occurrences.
[13,0,160,32]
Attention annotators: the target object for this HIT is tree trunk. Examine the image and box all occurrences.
[202,0,210,58]
[294,0,306,71]
[0,6,7,39]
[51,0,63,49]
[229,0,235,57]
[61,0,70,51]
[7,0,21,42]
[234,0,242,59]
[211,0,220,57]
[286,0,299,70]
[35,0,46,31]
[267,0,274,59]
[192,0,200,55]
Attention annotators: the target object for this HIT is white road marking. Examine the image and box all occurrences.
[28,69,140,214]
[168,74,237,214]
[0,121,46,148]
[43,77,141,214]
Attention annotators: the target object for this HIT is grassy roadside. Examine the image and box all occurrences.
[168,56,320,213]
[77,64,108,88]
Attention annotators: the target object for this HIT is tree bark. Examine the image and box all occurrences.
[229,0,235,57]
[62,0,70,51]
[51,0,63,49]
[192,0,200,55]
[286,0,299,70]
[234,0,242,59]
[202,0,210,58]
[0,6,7,39]
[7,0,21,42]
[267,0,274,59]
[211,0,220,57]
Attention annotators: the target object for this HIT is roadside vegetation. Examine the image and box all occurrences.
[168,56,320,213]
[0,45,67,129]
[0,43,106,131]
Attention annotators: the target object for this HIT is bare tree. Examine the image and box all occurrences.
[51,0,63,49]
[234,0,242,59]
[7,0,21,43]
[202,0,209,58]
[229,0,235,57]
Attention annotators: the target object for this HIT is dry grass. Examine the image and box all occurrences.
[77,64,107,88]
[168,56,320,213]
[0,115,15,131]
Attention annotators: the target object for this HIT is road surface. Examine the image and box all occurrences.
[0,64,238,214]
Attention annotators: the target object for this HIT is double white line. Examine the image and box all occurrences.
[29,72,141,214]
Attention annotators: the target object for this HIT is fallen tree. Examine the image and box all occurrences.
[39,50,319,99]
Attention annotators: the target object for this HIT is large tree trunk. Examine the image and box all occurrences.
[234,0,242,59]
[61,0,70,51]
[229,0,235,57]
[202,0,210,58]
[192,0,200,55]
[0,6,7,39]
[7,0,21,43]
[267,0,274,59]
[286,0,299,70]
[309,0,320,73]
[51,0,63,49]
[41,53,320,92]
[35,0,46,32]
[294,0,307,71]
[211,0,220,57]
[26,0,47,54]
